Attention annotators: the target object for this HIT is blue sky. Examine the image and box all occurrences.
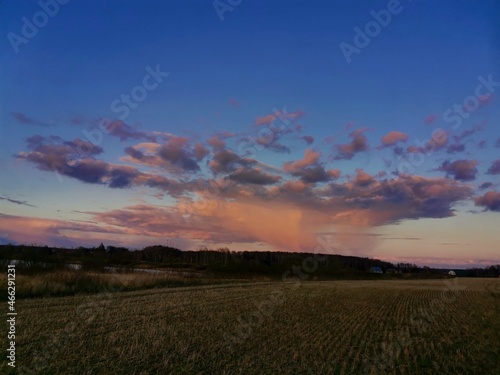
[1,0,499,268]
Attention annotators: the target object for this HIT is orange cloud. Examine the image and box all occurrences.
[255,110,304,126]
[423,114,438,125]
[0,213,125,247]
[381,131,408,146]
[283,149,320,173]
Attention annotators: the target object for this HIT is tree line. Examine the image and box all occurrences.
[1,243,498,278]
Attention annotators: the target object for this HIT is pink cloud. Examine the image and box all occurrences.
[380,131,409,147]
[0,213,127,248]
[334,128,370,160]
[228,97,240,107]
[438,159,478,181]
[475,191,500,212]
[423,114,438,125]
[283,149,320,173]
[255,109,304,126]
[354,169,374,186]
[207,135,226,150]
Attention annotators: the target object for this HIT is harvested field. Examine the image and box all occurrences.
[8,278,500,374]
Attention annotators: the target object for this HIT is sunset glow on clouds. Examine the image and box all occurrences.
[1,1,499,268]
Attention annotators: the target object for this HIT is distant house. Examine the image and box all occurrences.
[369,267,383,274]
[448,270,456,276]
[385,268,397,274]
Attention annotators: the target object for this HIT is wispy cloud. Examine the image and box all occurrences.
[0,196,36,207]
[12,112,52,127]
[255,109,304,126]
[423,114,437,125]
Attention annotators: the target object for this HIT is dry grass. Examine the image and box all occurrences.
[0,270,240,299]
[5,278,500,374]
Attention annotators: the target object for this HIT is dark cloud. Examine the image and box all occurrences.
[158,146,199,172]
[66,160,109,184]
[140,175,189,197]
[124,146,146,161]
[292,165,331,183]
[0,196,36,207]
[438,159,478,181]
[39,158,138,188]
[25,135,104,157]
[446,143,466,154]
[393,147,404,156]
[12,112,52,127]
[63,138,104,156]
[251,125,295,154]
[18,136,105,179]
[283,149,336,183]
[107,166,140,188]
[209,149,255,174]
[301,135,314,145]
[487,160,500,175]
[334,128,369,160]
[16,136,189,196]
[20,147,117,187]
[475,191,500,212]
[479,182,493,190]
[123,140,202,174]
[157,136,201,172]
[453,122,485,142]
[306,175,472,224]
[26,134,59,149]
[227,168,281,185]
[209,149,240,174]
[103,120,155,142]
[255,138,291,153]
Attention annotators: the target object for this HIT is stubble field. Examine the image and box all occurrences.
[6,278,500,374]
